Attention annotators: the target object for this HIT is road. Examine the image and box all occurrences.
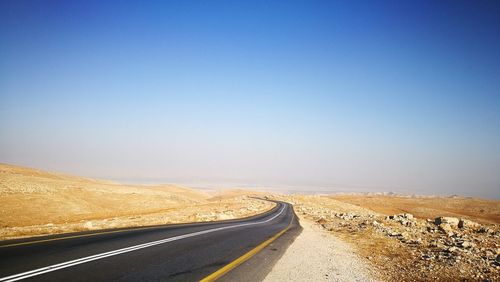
[0,201,299,281]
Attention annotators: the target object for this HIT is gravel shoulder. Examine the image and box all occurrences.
[263,214,377,282]
[269,195,500,281]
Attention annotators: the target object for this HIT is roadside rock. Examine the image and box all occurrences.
[435,217,460,228]
[457,241,474,249]
[438,223,453,234]
[385,213,416,227]
[269,194,500,281]
[458,219,481,230]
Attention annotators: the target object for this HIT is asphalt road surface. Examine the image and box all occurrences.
[0,201,299,281]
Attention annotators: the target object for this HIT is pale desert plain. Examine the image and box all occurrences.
[1,163,499,281]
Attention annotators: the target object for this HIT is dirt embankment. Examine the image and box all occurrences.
[0,164,275,240]
[269,194,499,281]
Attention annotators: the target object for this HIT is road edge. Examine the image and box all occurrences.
[200,203,297,282]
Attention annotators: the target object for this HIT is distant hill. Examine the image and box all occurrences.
[0,163,211,228]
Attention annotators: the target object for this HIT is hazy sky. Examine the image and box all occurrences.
[1,0,499,197]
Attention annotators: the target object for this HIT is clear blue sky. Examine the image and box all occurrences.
[1,0,499,197]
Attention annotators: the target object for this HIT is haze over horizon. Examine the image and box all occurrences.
[1,1,499,198]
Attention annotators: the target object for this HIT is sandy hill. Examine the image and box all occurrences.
[0,164,275,241]
[0,164,215,229]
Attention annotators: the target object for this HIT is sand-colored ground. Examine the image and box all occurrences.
[264,215,376,282]
[0,164,274,240]
[2,163,498,280]
[269,194,499,281]
[331,194,500,224]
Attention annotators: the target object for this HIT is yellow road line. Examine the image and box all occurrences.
[0,204,279,249]
[0,226,164,248]
[200,210,295,282]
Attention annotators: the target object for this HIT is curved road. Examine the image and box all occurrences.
[0,201,298,281]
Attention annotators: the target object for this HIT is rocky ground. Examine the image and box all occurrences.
[269,194,499,281]
[331,194,499,225]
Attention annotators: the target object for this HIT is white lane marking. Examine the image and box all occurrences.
[0,204,287,282]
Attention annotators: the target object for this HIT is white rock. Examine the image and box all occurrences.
[435,217,460,227]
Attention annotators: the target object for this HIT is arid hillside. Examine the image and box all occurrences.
[0,164,274,240]
[331,194,500,224]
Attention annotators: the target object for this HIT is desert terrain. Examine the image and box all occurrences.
[268,194,499,281]
[0,163,274,240]
[1,163,498,281]
[331,194,499,224]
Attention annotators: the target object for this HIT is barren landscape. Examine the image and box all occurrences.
[0,164,274,240]
[1,163,499,281]
[269,194,499,281]
[331,194,499,224]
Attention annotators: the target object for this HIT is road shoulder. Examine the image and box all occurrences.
[263,214,377,282]
[218,210,302,282]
